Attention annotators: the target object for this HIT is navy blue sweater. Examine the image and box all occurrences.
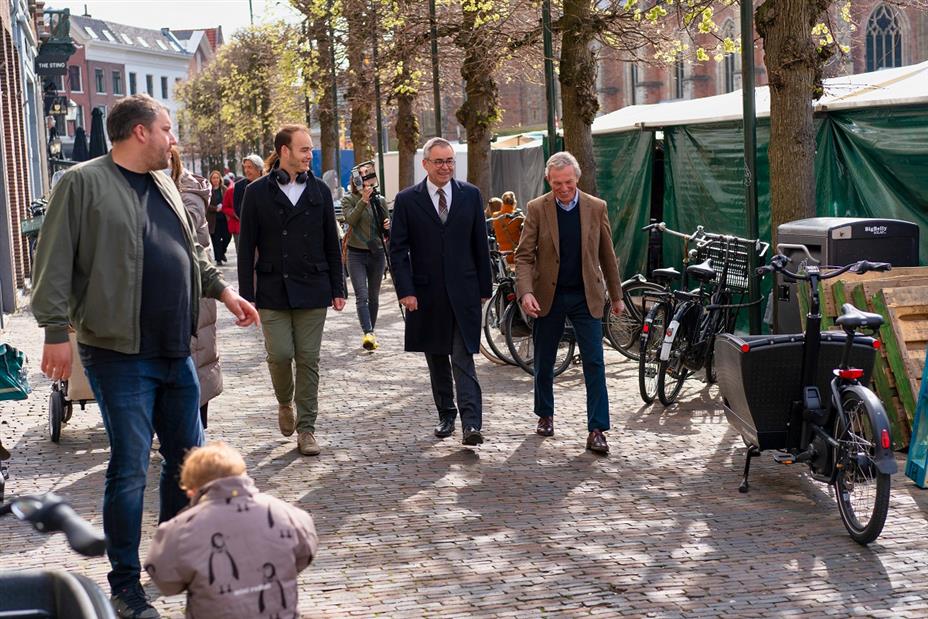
[556,205,584,292]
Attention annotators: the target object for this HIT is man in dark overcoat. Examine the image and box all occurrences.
[389,137,492,445]
[238,124,346,457]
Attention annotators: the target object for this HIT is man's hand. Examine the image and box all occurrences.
[41,342,72,381]
[332,297,346,311]
[220,288,261,327]
[399,296,418,312]
[611,299,626,316]
[521,293,541,318]
[360,186,373,204]
[382,218,391,231]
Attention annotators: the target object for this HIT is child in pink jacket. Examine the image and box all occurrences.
[145,441,318,618]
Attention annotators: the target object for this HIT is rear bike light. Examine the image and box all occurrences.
[505,292,516,302]
[837,368,864,380]
[881,429,891,449]
[872,339,882,350]
[642,324,650,334]
[740,344,750,353]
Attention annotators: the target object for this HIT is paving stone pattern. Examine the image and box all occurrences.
[2,261,928,618]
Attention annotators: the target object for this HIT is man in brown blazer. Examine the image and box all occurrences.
[514,151,624,453]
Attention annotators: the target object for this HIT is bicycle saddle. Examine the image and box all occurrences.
[686,259,716,282]
[651,267,681,282]
[835,303,884,330]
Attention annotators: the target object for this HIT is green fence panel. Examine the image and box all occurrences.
[816,105,928,259]
[592,130,655,279]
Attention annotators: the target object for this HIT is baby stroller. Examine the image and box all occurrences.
[48,332,95,443]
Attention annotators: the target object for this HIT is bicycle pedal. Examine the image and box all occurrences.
[773,452,795,465]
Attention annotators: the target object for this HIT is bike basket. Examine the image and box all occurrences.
[694,237,761,293]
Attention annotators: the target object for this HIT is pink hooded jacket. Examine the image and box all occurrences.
[144,474,317,619]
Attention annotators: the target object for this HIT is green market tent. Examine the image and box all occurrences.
[592,61,928,281]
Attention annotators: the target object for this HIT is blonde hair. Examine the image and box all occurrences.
[180,441,247,491]
[502,191,516,207]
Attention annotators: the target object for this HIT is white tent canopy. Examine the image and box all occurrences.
[591,60,928,136]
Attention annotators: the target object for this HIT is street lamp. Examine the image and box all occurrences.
[48,136,62,158]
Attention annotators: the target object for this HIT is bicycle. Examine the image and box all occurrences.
[715,250,897,545]
[637,267,682,404]
[656,230,768,405]
[503,301,576,377]
[482,247,519,366]
[1,493,114,618]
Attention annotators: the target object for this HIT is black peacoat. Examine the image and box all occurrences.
[390,178,492,354]
[237,173,345,310]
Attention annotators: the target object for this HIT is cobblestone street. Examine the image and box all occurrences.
[2,261,928,618]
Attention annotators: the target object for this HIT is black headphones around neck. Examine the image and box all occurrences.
[272,162,309,185]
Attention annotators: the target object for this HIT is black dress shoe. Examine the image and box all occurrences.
[586,430,609,454]
[434,418,455,438]
[462,427,484,446]
[536,416,554,437]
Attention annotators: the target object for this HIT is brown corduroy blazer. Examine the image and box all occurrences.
[514,190,623,319]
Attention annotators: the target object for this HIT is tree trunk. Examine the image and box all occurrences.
[559,0,598,194]
[455,7,498,202]
[346,3,375,164]
[395,89,419,191]
[756,0,829,245]
[313,21,337,174]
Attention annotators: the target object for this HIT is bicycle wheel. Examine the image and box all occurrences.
[504,304,575,377]
[638,303,667,404]
[833,388,891,545]
[657,319,692,406]
[504,301,535,375]
[483,289,516,365]
[605,280,665,360]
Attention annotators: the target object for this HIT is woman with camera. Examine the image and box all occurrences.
[342,167,390,351]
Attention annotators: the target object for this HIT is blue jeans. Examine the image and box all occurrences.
[347,247,385,333]
[533,289,610,432]
[84,356,204,592]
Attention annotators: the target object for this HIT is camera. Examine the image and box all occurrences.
[350,160,388,239]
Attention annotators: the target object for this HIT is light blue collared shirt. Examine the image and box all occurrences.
[556,191,579,212]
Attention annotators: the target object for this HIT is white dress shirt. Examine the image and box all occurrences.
[278,180,306,206]
[426,178,453,216]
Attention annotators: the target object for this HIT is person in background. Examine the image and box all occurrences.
[492,191,522,266]
[341,163,390,352]
[171,149,223,431]
[222,154,264,256]
[145,441,318,619]
[208,170,231,265]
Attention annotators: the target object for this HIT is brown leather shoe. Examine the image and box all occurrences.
[278,402,296,437]
[536,416,554,437]
[298,431,321,456]
[586,430,609,454]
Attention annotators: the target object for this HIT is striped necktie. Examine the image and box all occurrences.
[437,187,448,223]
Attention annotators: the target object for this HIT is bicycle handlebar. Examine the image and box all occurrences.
[757,254,892,281]
[1,493,107,557]
[642,221,770,256]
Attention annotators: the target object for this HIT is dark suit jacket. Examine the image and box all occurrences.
[390,178,492,354]
[237,173,345,310]
[514,190,622,319]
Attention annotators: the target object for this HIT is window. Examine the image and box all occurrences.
[156,40,169,51]
[73,105,84,129]
[628,62,639,106]
[146,74,154,96]
[68,65,82,92]
[721,20,738,94]
[129,72,137,95]
[84,25,98,39]
[672,56,685,99]
[161,76,169,99]
[102,29,116,42]
[112,71,123,95]
[120,33,134,45]
[866,5,903,71]
[95,68,105,94]
[48,74,64,91]
[137,36,150,48]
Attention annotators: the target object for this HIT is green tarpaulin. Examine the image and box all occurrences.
[593,130,655,279]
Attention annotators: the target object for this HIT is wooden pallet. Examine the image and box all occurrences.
[821,267,928,318]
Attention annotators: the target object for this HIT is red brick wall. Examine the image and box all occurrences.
[0,27,32,286]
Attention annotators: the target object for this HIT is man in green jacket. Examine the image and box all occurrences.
[31,94,259,619]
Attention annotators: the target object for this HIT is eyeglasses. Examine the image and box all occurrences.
[426,158,456,168]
